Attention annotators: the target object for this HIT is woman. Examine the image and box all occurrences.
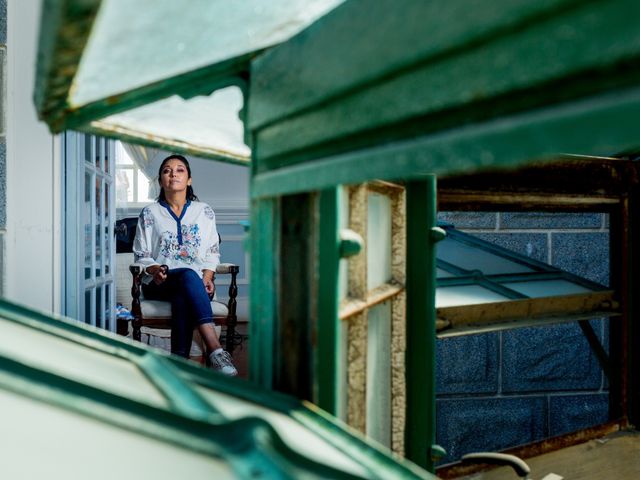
[133,154,237,376]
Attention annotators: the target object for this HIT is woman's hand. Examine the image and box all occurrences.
[146,265,168,285]
[203,270,215,299]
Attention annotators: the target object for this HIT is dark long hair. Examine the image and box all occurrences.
[157,154,199,202]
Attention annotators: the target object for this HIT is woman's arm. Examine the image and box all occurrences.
[133,206,162,282]
[202,205,221,272]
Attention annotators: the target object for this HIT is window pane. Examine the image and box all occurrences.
[84,224,92,280]
[338,320,348,422]
[105,284,111,331]
[116,142,134,165]
[437,268,455,278]
[84,171,92,280]
[0,320,167,408]
[366,302,391,448]
[137,170,152,202]
[103,139,110,173]
[96,285,103,328]
[95,177,102,219]
[84,290,92,325]
[367,192,392,289]
[104,226,110,275]
[104,184,111,275]
[104,183,110,219]
[195,386,368,478]
[503,279,592,298]
[436,285,509,308]
[95,225,102,277]
[95,137,102,169]
[438,237,534,275]
[84,135,92,163]
[0,388,229,477]
[116,168,134,203]
[73,0,344,105]
[84,171,91,202]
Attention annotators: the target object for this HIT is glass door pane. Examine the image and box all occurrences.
[67,133,116,331]
[367,192,392,289]
[366,301,392,447]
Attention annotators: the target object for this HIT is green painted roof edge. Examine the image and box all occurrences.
[0,297,433,478]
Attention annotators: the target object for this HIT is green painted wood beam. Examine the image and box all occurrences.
[34,0,100,119]
[405,176,439,472]
[252,86,640,199]
[249,0,595,130]
[250,0,640,171]
[249,197,279,388]
[316,188,341,414]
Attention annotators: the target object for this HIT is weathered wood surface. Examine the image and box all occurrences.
[459,431,640,479]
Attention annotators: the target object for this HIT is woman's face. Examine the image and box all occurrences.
[159,158,192,195]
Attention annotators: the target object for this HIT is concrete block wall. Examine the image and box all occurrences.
[435,212,610,464]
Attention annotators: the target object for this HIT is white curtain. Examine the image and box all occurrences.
[121,143,166,199]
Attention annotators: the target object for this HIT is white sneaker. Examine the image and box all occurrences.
[209,350,238,377]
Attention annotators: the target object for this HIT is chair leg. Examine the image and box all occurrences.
[226,267,239,355]
[132,317,142,342]
[129,265,144,342]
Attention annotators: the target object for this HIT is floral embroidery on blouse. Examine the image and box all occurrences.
[159,224,201,264]
[207,243,220,255]
[204,206,215,220]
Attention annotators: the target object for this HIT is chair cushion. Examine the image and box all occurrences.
[140,299,229,319]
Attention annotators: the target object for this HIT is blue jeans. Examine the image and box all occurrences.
[142,268,213,358]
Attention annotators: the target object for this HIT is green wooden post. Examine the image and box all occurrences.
[405,176,438,472]
[316,187,341,414]
[627,184,640,425]
[249,197,279,388]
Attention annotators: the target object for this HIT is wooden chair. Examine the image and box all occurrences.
[115,218,239,356]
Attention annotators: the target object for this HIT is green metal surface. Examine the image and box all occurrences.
[249,197,279,389]
[250,0,640,170]
[405,177,439,472]
[252,85,640,199]
[316,188,342,414]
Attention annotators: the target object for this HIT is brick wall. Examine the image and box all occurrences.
[435,211,610,464]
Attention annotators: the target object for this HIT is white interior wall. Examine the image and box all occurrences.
[188,157,249,214]
[5,1,61,313]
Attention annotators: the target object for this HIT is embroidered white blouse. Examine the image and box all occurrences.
[133,200,220,280]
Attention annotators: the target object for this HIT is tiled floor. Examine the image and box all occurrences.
[121,320,249,378]
[230,322,249,379]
